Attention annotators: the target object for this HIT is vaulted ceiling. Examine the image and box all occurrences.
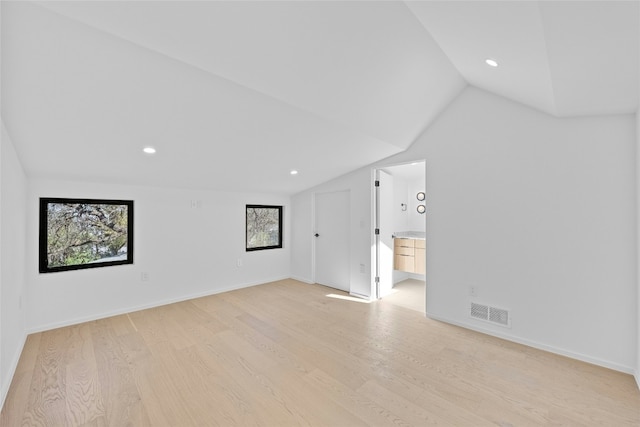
[2,1,638,194]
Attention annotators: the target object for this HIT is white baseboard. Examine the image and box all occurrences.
[0,332,27,412]
[393,271,410,285]
[289,276,371,300]
[393,272,425,285]
[426,312,635,375]
[289,275,314,285]
[635,372,640,391]
[27,276,290,334]
[349,292,372,301]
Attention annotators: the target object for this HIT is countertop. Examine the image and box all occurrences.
[393,231,426,240]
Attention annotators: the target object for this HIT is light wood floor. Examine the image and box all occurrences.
[384,279,425,313]
[2,279,639,426]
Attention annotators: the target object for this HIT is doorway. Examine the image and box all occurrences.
[373,161,426,313]
[314,190,350,292]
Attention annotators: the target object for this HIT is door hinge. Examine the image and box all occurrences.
[375,276,380,283]
[374,180,380,187]
[374,228,380,235]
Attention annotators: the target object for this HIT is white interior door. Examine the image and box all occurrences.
[377,170,394,298]
[315,190,350,292]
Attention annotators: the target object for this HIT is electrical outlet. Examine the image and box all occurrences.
[141,272,149,282]
[237,259,243,268]
[469,286,478,297]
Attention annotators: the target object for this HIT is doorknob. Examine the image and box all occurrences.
[314,233,319,237]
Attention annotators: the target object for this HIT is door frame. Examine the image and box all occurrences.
[371,160,427,301]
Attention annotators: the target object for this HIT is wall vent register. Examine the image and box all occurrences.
[470,302,511,328]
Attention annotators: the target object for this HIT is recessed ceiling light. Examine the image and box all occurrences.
[290,170,299,175]
[143,147,156,154]
[485,58,499,68]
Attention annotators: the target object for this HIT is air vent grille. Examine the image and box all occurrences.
[489,307,509,326]
[470,302,511,328]
[470,303,489,320]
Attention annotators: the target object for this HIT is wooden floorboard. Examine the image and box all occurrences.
[2,279,639,426]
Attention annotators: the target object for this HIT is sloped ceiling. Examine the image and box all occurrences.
[1,1,638,194]
[407,1,638,117]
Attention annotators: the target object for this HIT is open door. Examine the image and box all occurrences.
[374,170,394,298]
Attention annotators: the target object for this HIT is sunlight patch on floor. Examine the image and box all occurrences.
[325,294,372,303]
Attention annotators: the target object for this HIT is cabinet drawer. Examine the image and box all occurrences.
[394,246,414,256]
[394,238,414,248]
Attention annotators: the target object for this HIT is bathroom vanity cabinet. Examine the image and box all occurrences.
[393,237,425,274]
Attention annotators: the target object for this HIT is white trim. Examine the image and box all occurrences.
[408,273,426,281]
[27,276,289,334]
[311,194,317,285]
[635,372,640,390]
[290,275,314,285]
[349,292,372,301]
[370,167,377,299]
[0,332,27,412]
[371,159,427,300]
[426,312,635,375]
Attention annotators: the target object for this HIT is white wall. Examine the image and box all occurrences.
[391,174,409,233]
[422,87,636,373]
[379,163,427,234]
[408,177,427,232]
[636,107,640,388]
[291,86,637,373]
[0,122,28,407]
[390,174,409,284]
[290,191,313,284]
[636,5,640,388]
[26,179,291,332]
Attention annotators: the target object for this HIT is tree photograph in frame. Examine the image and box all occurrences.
[246,204,283,251]
[39,198,134,273]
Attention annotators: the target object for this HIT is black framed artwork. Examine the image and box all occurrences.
[246,205,283,251]
[39,198,134,273]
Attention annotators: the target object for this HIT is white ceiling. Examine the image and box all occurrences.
[383,162,426,182]
[2,1,638,194]
[407,1,638,117]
